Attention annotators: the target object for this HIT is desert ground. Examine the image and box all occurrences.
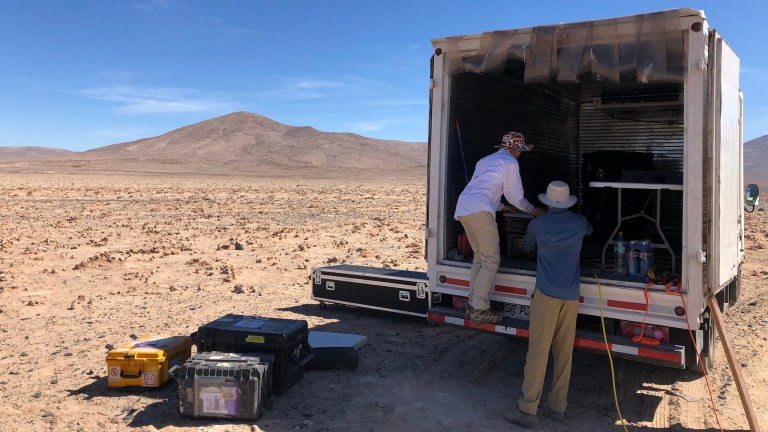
[0,168,766,432]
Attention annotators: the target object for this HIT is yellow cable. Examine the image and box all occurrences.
[594,271,630,432]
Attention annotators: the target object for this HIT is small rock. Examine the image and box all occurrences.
[41,410,54,418]
[121,406,136,414]
[20,352,28,357]
[50,377,58,385]
[32,390,41,398]
[63,352,73,357]
[232,284,245,294]
[86,369,94,375]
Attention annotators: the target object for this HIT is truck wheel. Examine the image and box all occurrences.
[688,310,715,374]
[727,265,741,307]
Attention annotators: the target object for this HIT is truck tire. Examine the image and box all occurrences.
[688,310,715,374]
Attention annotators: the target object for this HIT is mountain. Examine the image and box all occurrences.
[78,112,426,169]
[0,146,74,160]
[744,134,768,186]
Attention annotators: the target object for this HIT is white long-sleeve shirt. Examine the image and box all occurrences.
[454,149,534,220]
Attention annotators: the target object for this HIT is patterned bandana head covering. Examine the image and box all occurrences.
[497,131,532,152]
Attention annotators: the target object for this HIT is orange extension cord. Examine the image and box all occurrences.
[596,272,725,431]
[674,281,724,432]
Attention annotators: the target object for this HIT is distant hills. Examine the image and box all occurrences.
[2,114,765,183]
[744,134,768,186]
[0,112,427,170]
[0,146,74,159]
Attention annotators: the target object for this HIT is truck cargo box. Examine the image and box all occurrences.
[425,8,744,373]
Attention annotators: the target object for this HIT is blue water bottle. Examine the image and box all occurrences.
[639,240,653,277]
[628,240,641,277]
[614,232,626,275]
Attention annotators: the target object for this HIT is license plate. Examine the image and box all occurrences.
[503,303,530,321]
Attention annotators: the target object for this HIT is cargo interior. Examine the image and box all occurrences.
[441,14,689,281]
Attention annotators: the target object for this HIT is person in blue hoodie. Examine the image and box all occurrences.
[506,180,592,429]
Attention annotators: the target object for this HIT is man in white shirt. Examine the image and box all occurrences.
[454,131,544,324]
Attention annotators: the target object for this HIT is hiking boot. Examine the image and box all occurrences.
[465,306,503,324]
[543,405,566,423]
[504,407,540,429]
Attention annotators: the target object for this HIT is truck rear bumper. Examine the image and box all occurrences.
[428,306,686,369]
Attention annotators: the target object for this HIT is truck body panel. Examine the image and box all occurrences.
[425,8,743,370]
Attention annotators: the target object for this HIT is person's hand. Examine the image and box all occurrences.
[501,205,518,214]
[530,207,545,217]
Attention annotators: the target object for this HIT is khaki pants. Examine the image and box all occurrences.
[458,211,499,310]
[518,289,579,415]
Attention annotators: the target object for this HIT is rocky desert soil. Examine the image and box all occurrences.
[0,171,766,432]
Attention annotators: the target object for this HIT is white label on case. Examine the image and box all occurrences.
[143,371,157,386]
[108,366,121,382]
[200,386,237,415]
[232,317,269,329]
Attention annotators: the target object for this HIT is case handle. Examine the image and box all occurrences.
[168,365,180,381]
[119,369,142,379]
[399,290,411,301]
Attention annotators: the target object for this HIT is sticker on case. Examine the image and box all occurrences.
[108,366,121,382]
[232,317,270,329]
[143,371,157,386]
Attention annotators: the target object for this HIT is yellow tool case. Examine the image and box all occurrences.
[106,335,194,388]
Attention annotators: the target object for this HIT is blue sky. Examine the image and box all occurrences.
[1,1,765,151]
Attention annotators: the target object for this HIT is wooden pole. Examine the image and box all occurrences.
[707,296,761,431]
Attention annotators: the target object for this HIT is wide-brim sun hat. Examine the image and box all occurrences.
[538,180,578,208]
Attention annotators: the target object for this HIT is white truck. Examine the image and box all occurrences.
[424,8,743,373]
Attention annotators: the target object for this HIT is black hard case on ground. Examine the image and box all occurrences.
[311,264,430,317]
[191,315,313,395]
[170,352,273,420]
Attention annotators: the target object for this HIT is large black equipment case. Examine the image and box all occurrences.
[169,352,273,420]
[191,315,313,395]
[311,264,430,317]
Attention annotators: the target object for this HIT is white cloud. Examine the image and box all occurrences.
[77,86,232,114]
[350,122,385,132]
[405,43,421,52]
[136,0,174,10]
[95,72,136,83]
[294,79,345,90]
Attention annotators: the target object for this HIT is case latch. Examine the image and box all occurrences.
[416,282,427,299]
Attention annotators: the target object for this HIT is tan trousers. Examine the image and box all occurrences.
[457,211,500,310]
[518,289,579,415]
